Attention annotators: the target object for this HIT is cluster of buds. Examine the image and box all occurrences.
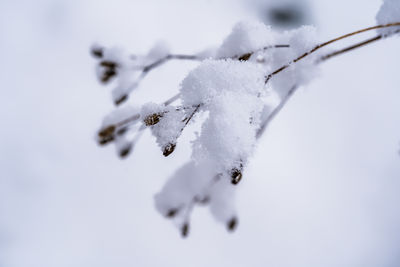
[91,46,119,84]
[97,125,116,145]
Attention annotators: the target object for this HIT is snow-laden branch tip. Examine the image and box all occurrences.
[91,0,400,237]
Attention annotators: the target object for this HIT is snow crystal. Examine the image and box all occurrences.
[180,59,265,107]
[376,0,400,36]
[192,92,263,173]
[216,21,275,59]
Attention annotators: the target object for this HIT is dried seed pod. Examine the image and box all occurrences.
[143,113,162,126]
[181,223,189,238]
[100,61,117,68]
[91,47,103,58]
[166,208,179,218]
[238,53,252,61]
[114,94,128,106]
[227,217,238,232]
[98,125,116,138]
[101,68,117,83]
[118,143,132,158]
[163,143,176,157]
[230,168,242,185]
[98,136,115,146]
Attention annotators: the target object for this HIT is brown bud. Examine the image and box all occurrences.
[119,143,132,158]
[227,217,238,232]
[98,125,116,138]
[91,47,103,58]
[98,136,114,146]
[143,113,162,126]
[181,223,189,238]
[166,208,178,218]
[230,168,242,185]
[100,61,117,68]
[101,68,117,84]
[238,53,252,61]
[114,94,128,106]
[163,143,176,157]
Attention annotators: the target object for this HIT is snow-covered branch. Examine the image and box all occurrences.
[91,0,400,237]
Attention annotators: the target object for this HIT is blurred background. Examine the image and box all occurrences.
[1,0,400,266]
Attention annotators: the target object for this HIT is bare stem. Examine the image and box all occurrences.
[258,25,400,139]
[256,85,298,139]
[318,28,400,62]
[264,22,400,84]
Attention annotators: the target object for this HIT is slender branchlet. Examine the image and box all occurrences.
[257,27,400,140]
[264,22,400,84]
[318,28,400,62]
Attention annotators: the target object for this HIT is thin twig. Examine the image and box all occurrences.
[143,54,201,73]
[264,22,400,84]
[256,85,298,139]
[181,104,201,131]
[231,44,290,60]
[258,25,400,139]
[318,28,400,62]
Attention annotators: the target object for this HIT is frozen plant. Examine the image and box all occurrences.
[90,0,400,237]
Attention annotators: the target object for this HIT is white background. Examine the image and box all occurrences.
[1,0,400,266]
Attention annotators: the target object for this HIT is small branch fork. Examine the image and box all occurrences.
[264,22,400,84]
